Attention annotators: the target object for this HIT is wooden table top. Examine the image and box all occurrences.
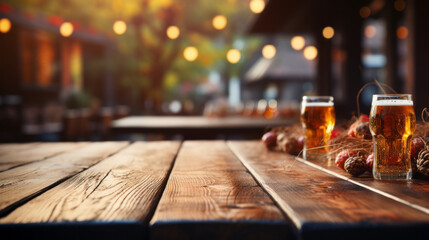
[111,116,297,138]
[1,141,428,240]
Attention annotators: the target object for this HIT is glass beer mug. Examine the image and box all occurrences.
[301,96,335,160]
[369,94,416,180]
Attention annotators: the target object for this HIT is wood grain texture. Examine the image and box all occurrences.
[296,154,429,213]
[0,142,88,171]
[0,141,181,224]
[0,142,128,216]
[228,141,429,239]
[150,141,290,240]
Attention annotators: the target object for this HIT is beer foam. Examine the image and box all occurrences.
[372,99,413,106]
[303,102,334,107]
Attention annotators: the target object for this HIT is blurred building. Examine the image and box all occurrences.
[0,4,115,141]
[246,0,429,118]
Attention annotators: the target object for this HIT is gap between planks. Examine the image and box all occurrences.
[227,141,303,229]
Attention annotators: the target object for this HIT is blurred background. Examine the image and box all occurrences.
[0,0,428,142]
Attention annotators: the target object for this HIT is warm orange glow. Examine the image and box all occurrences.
[166,25,180,39]
[226,49,241,64]
[0,18,11,33]
[364,25,376,38]
[394,0,406,11]
[183,46,198,62]
[397,26,408,39]
[322,26,335,39]
[113,20,127,35]
[291,36,305,51]
[303,46,318,60]
[249,0,265,14]
[60,22,73,37]
[360,7,371,18]
[212,15,227,30]
[262,44,276,59]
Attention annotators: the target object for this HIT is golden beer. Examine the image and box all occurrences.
[369,94,416,180]
[301,96,335,160]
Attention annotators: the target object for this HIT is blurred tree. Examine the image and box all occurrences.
[5,0,261,113]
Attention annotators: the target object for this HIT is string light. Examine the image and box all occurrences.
[394,0,406,11]
[364,25,376,38]
[60,22,73,37]
[262,45,276,59]
[291,36,305,51]
[183,46,198,62]
[226,49,241,64]
[0,18,11,33]
[322,26,335,39]
[166,25,180,39]
[249,0,265,14]
[360,7,371,18]
[303,46,318,60]
[396,26,408,39]
[113,20,127,35]
[212,15,227,30]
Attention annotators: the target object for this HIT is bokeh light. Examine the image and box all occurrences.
[303,46,318,60]
[113,20,127,35]
[394,0,406,11]
[291,36,305,51]
[60,22,73,37]
[226,49,241,64]
[249,0,265,14]
[262,45,276,59]
[364,25,377,38]
[212,15,227,30]
[360,7,371,18]
[0,18,11,33]
[396,26,408,39]
[166,25,180,39]
[183,46,198,62]
[322,26,335,39]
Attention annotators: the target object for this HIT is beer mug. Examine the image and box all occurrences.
[369,94,416,180]
[301,96,335,160]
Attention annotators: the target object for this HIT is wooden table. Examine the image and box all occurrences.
[111,116,297,139]
[1,141,428,240]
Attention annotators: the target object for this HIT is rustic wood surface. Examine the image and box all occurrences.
[150,141,290,240]
[297,155,429,213]
[1,141,180,223]
[0,142,87,171]
[0,141,429,240]
[0,142,128,216]
[228,141,429,239]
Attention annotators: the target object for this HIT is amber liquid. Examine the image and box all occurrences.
[301,105,335,159]
[369,104,415,179]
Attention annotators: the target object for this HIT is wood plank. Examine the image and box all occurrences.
[0,142,128,216]
[295,153,429,214]
[0,142,88,171]
[228,141,429,239]
[1,141,180,223]
[150,141,290,240]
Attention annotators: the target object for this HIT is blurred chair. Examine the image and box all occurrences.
[62,109,79,141]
